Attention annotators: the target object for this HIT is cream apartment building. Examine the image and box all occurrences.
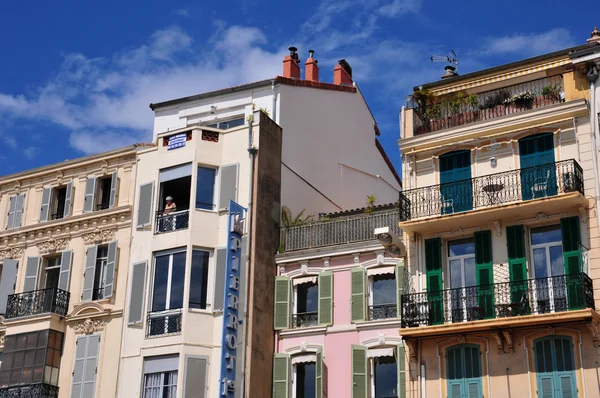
[0,144,142,398]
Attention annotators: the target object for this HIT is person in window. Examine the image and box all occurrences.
[163,196,177,215]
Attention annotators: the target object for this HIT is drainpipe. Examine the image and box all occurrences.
[587,65,600,236]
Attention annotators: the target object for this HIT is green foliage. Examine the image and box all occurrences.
[481,89,511,109]
[281,206,313,227]
[365,194,377,214]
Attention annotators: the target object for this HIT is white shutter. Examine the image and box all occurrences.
[103,241,117,298]
[84,177,97,213]
[64,181,74,217]
[39,187,52,222]
[59,250,73,291]
[81,246,98,301]
[24,256,40,292]
[109,171,118,208]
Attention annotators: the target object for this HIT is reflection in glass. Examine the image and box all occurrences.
[374,356,397,397]
[296,362,316,398]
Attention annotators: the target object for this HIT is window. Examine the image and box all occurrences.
[534,336,576,397]
[156,164,192,234]
[195,167,216,210]
[294,282,318,328]
[5,194,25,230]
[371,355,397,398]
[0,330,63,388]
[206,117,245,130]
[530,225,566,313]
[96,177,112,210]
[93,245,109,300]
[294,362,316,398]
[446,344,482,397]
[189,250,209,309]
[448,238,476,322]
[84,173,117,213]
[369,273,396,320]
[82,243,116,301]
[41,257,61,290]
[143,355,178,398]
[50,186,67,220]
[148,250,185,336]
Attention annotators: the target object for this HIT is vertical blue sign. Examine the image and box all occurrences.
[220,200,246,396]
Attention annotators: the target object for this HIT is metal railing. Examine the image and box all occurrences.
[292,311,319,328]
[409,75,564,135]
[400,273,594,328]
[92,287,105,301]
[146,308,183,337]
[281,209,401,252]
[368,303,398,320]
[5,288,70,319]
[50,212,64,220]
[399,159,583,221]
[0,383,59,398]
[96,202,110,211]
[155,209,189,234]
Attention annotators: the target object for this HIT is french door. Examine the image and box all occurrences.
[530,226,565,313]
[448,238,476,322]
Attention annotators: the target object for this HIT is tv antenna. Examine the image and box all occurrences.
[430,50,458,73]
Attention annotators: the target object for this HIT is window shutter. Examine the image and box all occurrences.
[84,177,97,213]
[448,381,463,398]
[560,216,581,275]
[64,181,74,217]
[315,348,323,398]
[82,245,98,301]
[212,248,227,311]
[6,195,16,229]
[425,238,443,324]
[351,345,367,398]
[39,187,51,222]
[536,374,554,398]
[13,194,25,229]
[474,230,494,319]
[104,241,118,299]
[0,259,18,314]
[109,171,118,208]
[506,225,529,306]
[318,271,333,326]
[397,344,406,398]
[350,267,366,322]
[558,374,576,398]
[24,256,40,292]
[396,263,405,319]
[136,182,154,228]
[71,335,87,398]
[272,353,290,398]
[59,250,73,291]
[184,356,207,398]
[83,335,100,398]
[218,164,239,210]
[128,261,147,324]
[274,276,290,330]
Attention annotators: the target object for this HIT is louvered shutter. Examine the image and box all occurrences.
[0,259,18,314]
[109,171,118,208]
[136,182,154,228]
[561,217,582,310]
[83,335,100,398]
[318,271,333,326]
[39,187,51,222]
[219,164,239,210]
[474,230,494,318]
[104,241,117,298]
[315,348,323,398]
[212,248,227,311]
[272,353,290,398]
[397,344,406,398]
[425,238,443,324]
[350,267,366,322]
[351,345,367,398]
[24,256,40,292]
[128,261,147,324]
[274,276,290,330]
[84,177,97,213]
[64,181,74,217]
[13,194,25,228]
[396,263,405,319]
[81,245,98,301]
[184,356,207,398]
[59,250,73,291]
[448,382,462,398]
[71,335,87,398]
[536,374,554,398]
[506,225,529,306]
[557,374,575,398]
[6,195,16,229]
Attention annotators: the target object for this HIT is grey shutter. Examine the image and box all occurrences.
[219,164,238,210]
[213,248,227,311]
[274,276,291,330]
[39,187,51,222]
[71,335,87,398]
[136,182,154,228]
[104,241,117,299]
[397,344,406,398]
[59,250,73,291]
[128,261,147,324]
[24,256,40,292]
[72,335,100,398]
[6,195,16,229]
[184,356,208,398]
[84,177,97,213]
[64,181,74,217]
[0,259,18,314]
[13,194,25,228]
[109,171,118,208]
[272,353,290,398]
[82,245,98,301]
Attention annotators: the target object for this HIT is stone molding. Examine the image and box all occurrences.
[73,318,108,335]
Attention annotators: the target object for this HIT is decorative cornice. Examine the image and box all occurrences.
[82,228,117,245]
[0,245,25,261]
[36,238,69,255]
[73,317,107,335]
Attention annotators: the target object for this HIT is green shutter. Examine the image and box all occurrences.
[397,344,406,398]
[425,238,443,324]
[274,277,290,330]
[561,217,582,310]
[272,353,290,398]
[396,263,405,320]
[318,271,333,326]
[351,345,367,398]
[350,268,366,322]
[315,348,323,398]
[475,230,494,318]
[506,225,529,308]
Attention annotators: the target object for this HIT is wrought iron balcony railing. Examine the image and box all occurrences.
[292,311,318,328]
[398,159,583,221]
[281,208,401,252]
[408,75,564,135]
[0,383,59,398]
[96,202,110,211]
[155,209,189,234]
[5,288,70,319]
[146,308,183,337]
[401,272,594,328]
[368,304,398,321]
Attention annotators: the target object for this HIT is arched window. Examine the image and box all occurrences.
[534,336,576,397]
[446,344,482,397]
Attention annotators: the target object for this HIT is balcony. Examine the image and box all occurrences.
[401,272,594,335]
[409,75,564,136]
[368,304,397,321]
[5,288,69,319]
[0,383,59,398]
[146,308,183,337]
[280,208,401,252]
[155,209,189,234]
[292,311,318,328]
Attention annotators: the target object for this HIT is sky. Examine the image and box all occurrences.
[0,0,597,177]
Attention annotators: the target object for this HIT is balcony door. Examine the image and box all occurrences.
[519,133,557,200]
[447,238,476,322]
[534,336,576,398]
[530,225,565,313]
[439,151,472,214]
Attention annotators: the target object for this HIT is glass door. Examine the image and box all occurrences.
[530,226,565,313]
[439,151,473,214]
[447,238,476,322]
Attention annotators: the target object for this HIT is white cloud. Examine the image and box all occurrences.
[378,0,421,16]
[23,147,37,160]
[481,28,575,57]
[172,8,190,18]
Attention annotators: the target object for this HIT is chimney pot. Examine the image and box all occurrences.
[283,45,301,79]
[588,26,600,43]
[441,65,458,79]
[305,50,319,82]
[334,59,353,86]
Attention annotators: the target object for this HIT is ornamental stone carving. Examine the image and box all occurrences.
[74,318,107,335]
[0,334,5,347]
[82,228,116,244]
[0,246,25,261]
[37,238,68,254]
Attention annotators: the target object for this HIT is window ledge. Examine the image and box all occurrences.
[188,308,212,315]
[279,326,327,337]
[354,318,402,329]
[194,208,218,214]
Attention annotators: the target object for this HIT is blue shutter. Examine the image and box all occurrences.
[536,374,554,398]
[439,151,472,214]
[448,381,462,398]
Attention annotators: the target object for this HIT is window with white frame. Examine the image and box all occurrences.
[92,245,109,300]
[369,349,398,398]
[148,250,185,337]
[292,356,316,398]
[142,355,178,398]
[368,269,397,320]
[205,116,245,130]
[293,278,318,328]
[41,256,61,289]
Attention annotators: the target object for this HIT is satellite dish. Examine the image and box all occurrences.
[430,50,459,73]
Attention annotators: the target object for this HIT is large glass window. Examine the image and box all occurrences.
[93,245,108,300]
[295,362,315,398]
[206,117,245,130]
[195,167,216,210]
[531,225,566,313]
[448,238,476,323]
[189,250,210,309]
[373,355,397,398]
[294,282,318,328]
[369,273,397,320]
[42,256,61,290]
[142,355,178,398]
[148,251,185,337]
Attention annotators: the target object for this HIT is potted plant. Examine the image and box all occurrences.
[506,90,535,109]
[542,85,561,103]
[365,194,377,214]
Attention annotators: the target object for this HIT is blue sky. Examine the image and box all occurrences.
[0,0,597,177]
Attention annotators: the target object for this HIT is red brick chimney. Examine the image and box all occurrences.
[305,50,319,82]
[283,46,301,79]
[334,59,353,86]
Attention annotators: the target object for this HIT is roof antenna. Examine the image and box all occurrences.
[430,50,459,74]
